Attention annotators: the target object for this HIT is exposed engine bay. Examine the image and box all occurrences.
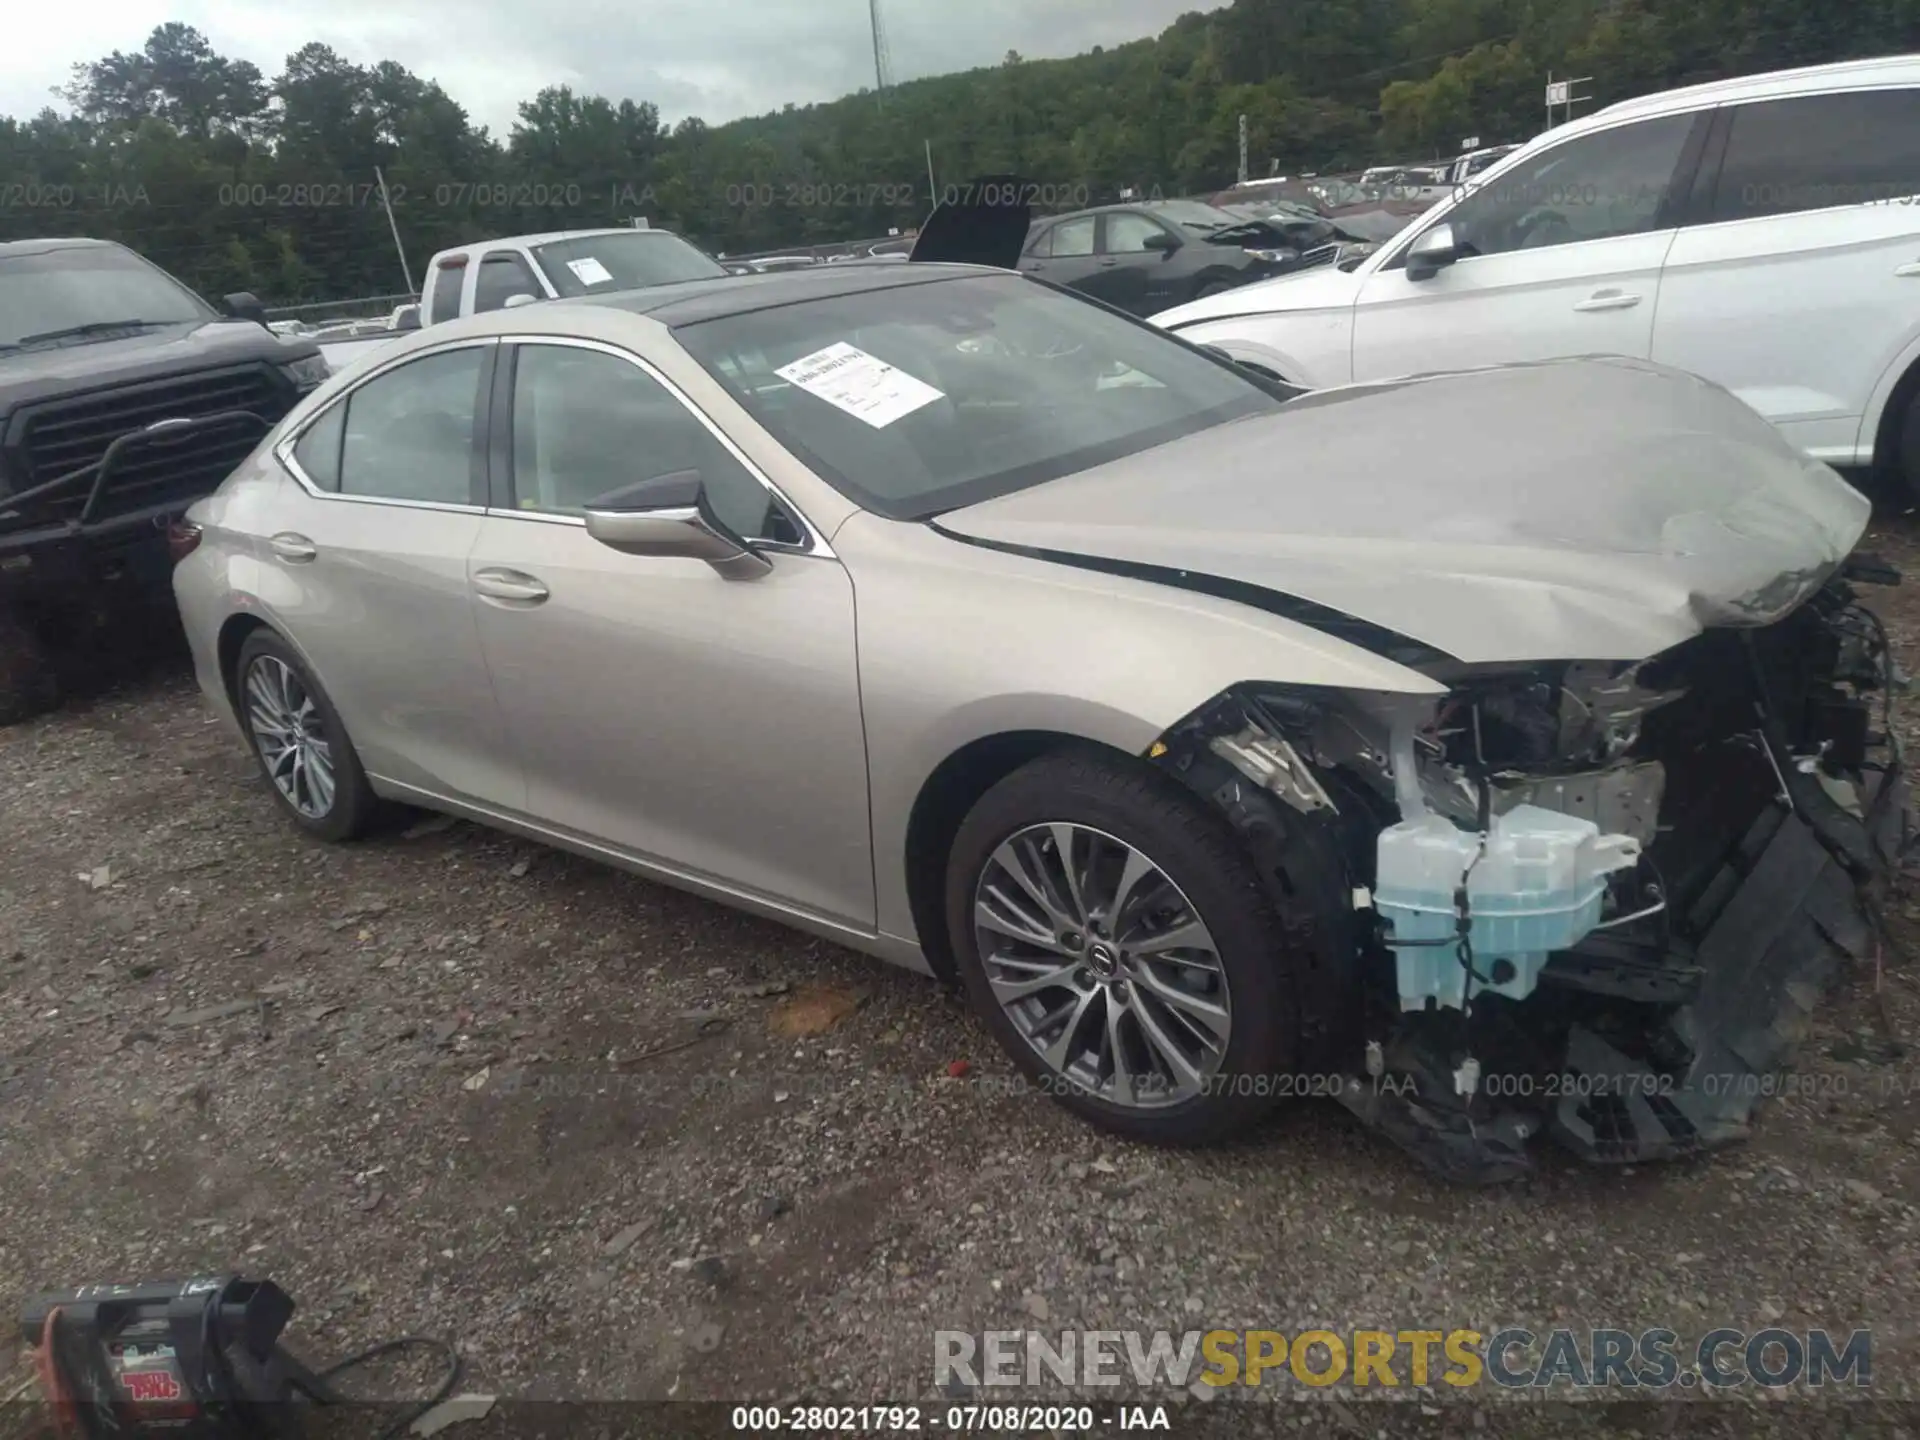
[1150,559,1910,1183]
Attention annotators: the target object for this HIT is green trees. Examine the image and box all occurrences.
[3,2,1917,305]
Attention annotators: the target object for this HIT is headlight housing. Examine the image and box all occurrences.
[1247,247,1299,265]
[278,354,331,392]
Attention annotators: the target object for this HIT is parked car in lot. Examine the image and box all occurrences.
[319,226,727,370]
[0,237,327,723]
[173,261,1902,1180]
[1016,200,1314,315]
[1155,54,1920,494]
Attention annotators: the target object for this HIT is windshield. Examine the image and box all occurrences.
[533,232,728,297]
[677,273,1280,520]
[1148,201,1249,231]
[0,244,211,349]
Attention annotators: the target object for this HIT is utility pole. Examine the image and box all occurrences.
[925,139,938,210]
[869,0,893,98]
[1237,114,1249,185]
[374,166,413,295]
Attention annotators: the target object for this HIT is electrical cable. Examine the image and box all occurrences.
[316,1335,463,1440]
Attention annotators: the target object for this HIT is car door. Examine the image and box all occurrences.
[1019,216,1101,296]
[1349,111,1703,383]
[1652,86,1920,465]
[1097,211,1183,315]
[263,340,522,806]
[464,336,875,927]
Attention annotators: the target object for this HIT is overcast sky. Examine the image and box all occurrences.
[3,1,1223,134]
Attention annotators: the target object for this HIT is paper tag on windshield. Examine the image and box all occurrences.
[774,342,943,428]
[566,256,615,286]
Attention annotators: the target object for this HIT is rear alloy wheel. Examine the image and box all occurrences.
[946,750,1296,1144]
[235,631,379,842]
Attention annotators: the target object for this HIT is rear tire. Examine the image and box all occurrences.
[234,631,380,842]
[944,749,1298,1145]
[1900,391,1920,502]
[0,605,60,727]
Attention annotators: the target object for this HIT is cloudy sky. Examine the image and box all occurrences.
[2,0,1224,134]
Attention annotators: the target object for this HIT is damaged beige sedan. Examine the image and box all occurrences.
[172,262,1905,1181]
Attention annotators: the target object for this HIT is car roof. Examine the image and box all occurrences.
[1593,51,1920,124]
[560,261,1005,328]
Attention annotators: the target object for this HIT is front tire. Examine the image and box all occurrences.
[0,605,59,727]
[945,749,1298,1145]
[234,631,380,842]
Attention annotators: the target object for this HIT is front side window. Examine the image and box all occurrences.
[333,347,486,505]
[677,272,1280,520]
[1417,113,1695,262]
[1712,88,1920,221]
[509,343,800,544]
[1104,213,1171,254]
[473,252,541,314]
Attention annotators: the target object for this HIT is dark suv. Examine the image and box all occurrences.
[0,238,327,722]
[1016,201,1305,316]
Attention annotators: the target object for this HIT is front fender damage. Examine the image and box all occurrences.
[1147,563,1912,1183]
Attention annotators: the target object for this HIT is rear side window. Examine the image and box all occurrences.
[426,261,464,323]
[335,347,487,505]
[1050,217,1097,257]
[1711,88,1920,221]
[290,403,345,491]
[472,252,541,314]
[1025,226,1054,258]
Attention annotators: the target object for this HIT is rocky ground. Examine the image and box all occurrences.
[4,503,1920,1438]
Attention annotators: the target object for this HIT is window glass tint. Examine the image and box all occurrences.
[1713,89,1920,220]
[510,344,799,543]
[1427,114,1693,261]
[472,252,540,313]
[1025,226,1053,258]
[337,348,485,504]
[291,402,345,491]
[426,262,464,322]
[1050,217,1096,257]
[1105,213,1168,253]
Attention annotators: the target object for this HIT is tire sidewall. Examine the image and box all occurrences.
[234,631,373,842]
[944,751,1297,1142]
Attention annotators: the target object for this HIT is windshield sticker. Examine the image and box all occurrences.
[774,342,944,428]
[565,256,615,286]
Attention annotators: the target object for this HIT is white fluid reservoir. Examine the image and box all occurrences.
[1375,804,1640,1011]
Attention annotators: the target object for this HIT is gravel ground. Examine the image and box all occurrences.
[5,505,1920,1437]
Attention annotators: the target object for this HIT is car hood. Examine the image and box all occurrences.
[0,320,318,409]
[1153,261,1364,330]
[933,357,1870,666]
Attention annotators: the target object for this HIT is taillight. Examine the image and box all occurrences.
[166,520,202,563]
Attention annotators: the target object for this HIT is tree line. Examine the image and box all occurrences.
[1,0,1916,307]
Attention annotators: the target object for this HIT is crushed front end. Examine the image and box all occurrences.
[1153,558,1910,1183]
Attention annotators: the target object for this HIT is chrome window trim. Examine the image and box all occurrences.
[495,333,835,558]
[275,336,498,513]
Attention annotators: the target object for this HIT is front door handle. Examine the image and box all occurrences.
[472,567,549,604]
[1573,289,1643,312]
[268,532,317,563]
[1896,262,1920,278]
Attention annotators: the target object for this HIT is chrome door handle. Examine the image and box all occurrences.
[1573,289,1642,312]
[1896,262,1920,278]
[472,567,549,604]
[268,533,317,563]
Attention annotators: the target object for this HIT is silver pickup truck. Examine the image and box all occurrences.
[318,226,727,371]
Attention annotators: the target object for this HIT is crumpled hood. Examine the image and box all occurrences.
[935,356,1871,665]
[1154,261,1362,330]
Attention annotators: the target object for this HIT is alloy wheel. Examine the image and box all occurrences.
[972,822,1232,1109]
[244,655,336,819]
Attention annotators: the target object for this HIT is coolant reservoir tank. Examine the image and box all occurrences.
[1375,804,1640,1011]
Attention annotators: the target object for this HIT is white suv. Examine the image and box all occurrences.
[1154,55,1920,492]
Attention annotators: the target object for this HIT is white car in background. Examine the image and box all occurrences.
[1155,54,1920,494]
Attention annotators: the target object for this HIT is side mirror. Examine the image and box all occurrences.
[583,470,773,580]
[502,293,541,310]
[1405,223,1462,281]
[1141,231,1181,254]
[223,291,267,326]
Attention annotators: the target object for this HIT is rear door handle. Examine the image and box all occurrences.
[1098,258,1120,267]
[268,533,317,563]
[471,567,549,604]
[1896,262,1920,278]
[1573,289,1642,312]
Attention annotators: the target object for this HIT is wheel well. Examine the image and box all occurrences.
[1871,353,1920,477]
[216,613,269,714]
[902,730,1122,982]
